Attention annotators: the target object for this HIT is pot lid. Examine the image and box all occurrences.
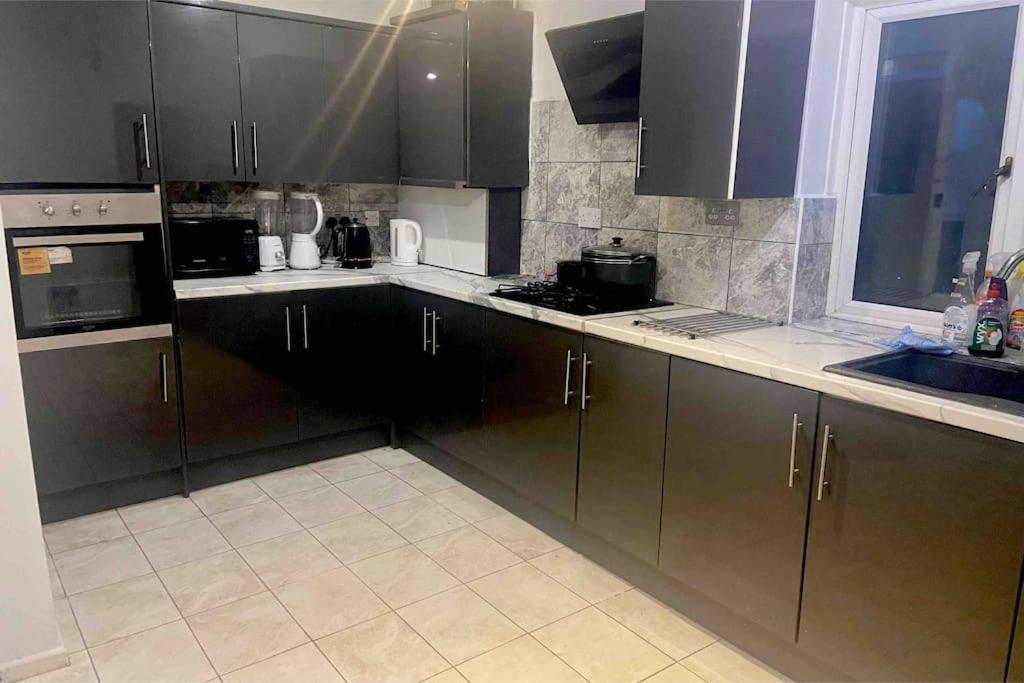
[582,236,654,260]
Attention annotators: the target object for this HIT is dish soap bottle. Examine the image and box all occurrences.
[942,251,980,347]
[1007,264,1024,351]
[969,278,1009,357]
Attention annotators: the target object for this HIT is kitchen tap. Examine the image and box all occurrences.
[995,247,1024,280]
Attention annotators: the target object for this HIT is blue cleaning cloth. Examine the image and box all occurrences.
[874,325,957,355]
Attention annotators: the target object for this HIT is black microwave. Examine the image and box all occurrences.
[170,217,259,279]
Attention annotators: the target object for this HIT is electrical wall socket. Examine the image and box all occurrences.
[364,210,380,227]
[578,207,601,229]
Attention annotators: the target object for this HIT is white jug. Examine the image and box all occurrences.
[390,219,422,267]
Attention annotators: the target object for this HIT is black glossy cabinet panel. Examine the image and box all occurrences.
[577,337,669,564]
[325,26,399,184]
[20,338,181,495]
[238,14,325,183]
[481,312,581,520]
[151,3,246,182]
[799,397,1024,681]
[660,360,818,642]
[0,1,158,184]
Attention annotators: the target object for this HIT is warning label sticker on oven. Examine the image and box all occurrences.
[47,247,73,265]
[17,248,51,275]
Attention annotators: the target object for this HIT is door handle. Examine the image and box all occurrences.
[302,304,309,349]
[788,413,802,488]
[432,313,441,356]
[252,121,259,174]
[141,113,152,170]
[231,120,239,175]
[285,307,292,352]
[580,353,592,410]
[159,352,168,403]
[422,307,431,352]
[634,116,644,179]
[816,425,833,501]
[563,350,577,406]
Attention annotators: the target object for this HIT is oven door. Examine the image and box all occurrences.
[6,224,169,339]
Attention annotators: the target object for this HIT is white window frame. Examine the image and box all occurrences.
[827,0,1024,332]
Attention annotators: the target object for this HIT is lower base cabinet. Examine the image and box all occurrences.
[799,396,1024,681]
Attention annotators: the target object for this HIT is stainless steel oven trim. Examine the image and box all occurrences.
[12,232,145,247]
[0,187,162,228]
[17,324,172,353]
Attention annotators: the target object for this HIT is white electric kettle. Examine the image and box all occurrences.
[288,191,323,270]
[390,219,422,267]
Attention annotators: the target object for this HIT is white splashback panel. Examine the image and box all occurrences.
[398,186,488,275]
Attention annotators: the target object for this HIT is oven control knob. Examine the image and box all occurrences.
[71,202,82,216]
[41,203,55,217]
[98,201,109,216]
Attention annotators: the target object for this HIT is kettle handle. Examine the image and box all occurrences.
[409,220,422,251]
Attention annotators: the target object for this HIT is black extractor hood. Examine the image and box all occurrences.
[545,12,644,125]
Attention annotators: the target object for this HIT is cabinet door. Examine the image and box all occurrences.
[293,286,391,440]
[238,15,325,183]
[397,14,466,184]
[178,294,297,462]
[392,286,436,436]
[799,397,1024,681]
[324,26,399,184]
[151,3,246,182]
[577,337,668,564]
[482,312,581,520]
[20,337,181,495]
[635,0,741,198]
[660,359,818,642]
[0,1,158,184]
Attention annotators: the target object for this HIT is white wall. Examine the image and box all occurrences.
[0,205,63,681]
[235,0,426,25]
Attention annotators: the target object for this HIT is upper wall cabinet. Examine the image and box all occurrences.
[151,3,246,182]
[636,0,814,198]
[396,3,533,188]
[0,1,158,185]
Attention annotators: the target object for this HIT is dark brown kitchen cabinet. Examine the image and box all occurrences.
[151,2,246,182]
[0,1,158,184]
[577,337,669,564]
[659,359,818,642]
[798,396,1024,681]
[20,336,181,496]
[481,312,582,520]
[238,14,325,183]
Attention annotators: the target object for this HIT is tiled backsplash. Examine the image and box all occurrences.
[166,181,399,261]
[521,101,836,322]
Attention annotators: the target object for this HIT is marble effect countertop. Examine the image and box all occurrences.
[174,264,1024,443]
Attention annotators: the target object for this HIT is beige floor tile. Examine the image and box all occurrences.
[159,551,264,616]
[534,608,672,683]
[88,620,216,683]
[530,548,630,603]
[417,526,521,582]
[362,447,420,470]
[310,512,408,564]
[49,555,65,599]
[397,586,523,665]
[426,670,467,682]
[54,537,152,595]
[69,575,179,647]
[209,500,301,548]
[23,651,97,683]
[274,566,389,639]
[336,472,422,509]
[390,462,459,495]
[458,635,586,683]
[468,563,587,631]
[373,496,467,542]
[309,453,383,483]
[276,485,363,528]
[597,590,716,660]
[252,466,329,499]
[644,663,707,683]
[135,518,231,570]
[44,511,128,555]
[475,513,561,560]
[117,496,202,534]
[186,592,308,675]
[191,480,269,516]
[221,643,342,683]
[237,530,341,589]
[431,486,505,523]
[350,545,459,609]
[680,642,786,683]
[55,598,85,654]
[316,612,448,683]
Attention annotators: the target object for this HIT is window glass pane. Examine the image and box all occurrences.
[853,7,1017,311]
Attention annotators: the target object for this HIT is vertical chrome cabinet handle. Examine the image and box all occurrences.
[231,120,239,174]
[816,425,833,501]
[302,304,309,349]
[285,307,292,352]
[580,353,592,410]
[422,307,431,353]
[141,113,152,169]
[563,350,577,406]
[252,121,259,173]
[432,313,441,356]
[788,413,802,488]
[159,352,168,403]
[634,116,644,179]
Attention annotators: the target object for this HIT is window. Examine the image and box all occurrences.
[830,0,1024,329]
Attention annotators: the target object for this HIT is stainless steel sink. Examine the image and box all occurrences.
[824,350,1024,416]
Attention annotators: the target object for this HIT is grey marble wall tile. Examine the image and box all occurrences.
[317,183,350,212]
[369,224,391,262]
[547,100,600,162]
[800,197,837,245]
[658,197,733,237]
[599,122,638,162]
[520,220,547,275]
[655,233,732,309]
[792,243,832,322]
[349,183,398,211]
[726,239,795,322]
[547,162,601,224]
[530,100,552,165]
[600,162,659,231]
[522,163,548,221]
[733,198,799,243]
[168,203,212,216]
[544,223,598,272]
[595,227,658,255]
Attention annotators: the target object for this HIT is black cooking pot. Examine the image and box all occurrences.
[580,237,656,300]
